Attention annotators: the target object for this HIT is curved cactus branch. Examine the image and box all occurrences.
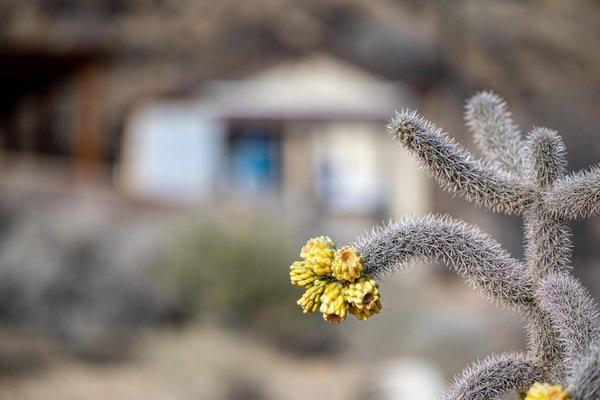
[536,273,600,378]
[569,344,600,400]
[542,165,600,220]
[443,353,543,400]
[465,91,524,175]
[352,215,533,308]
[388,110,535,215]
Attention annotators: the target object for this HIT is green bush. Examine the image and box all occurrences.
[160,212,339,354]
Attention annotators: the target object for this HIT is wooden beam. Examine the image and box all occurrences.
[73,63,104,181]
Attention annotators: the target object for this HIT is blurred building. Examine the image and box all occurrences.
[121,54,430,220]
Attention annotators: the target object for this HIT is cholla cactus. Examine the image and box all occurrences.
[288,91,600,399]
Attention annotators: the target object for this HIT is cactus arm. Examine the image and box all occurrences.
[389,110,535,215]
[524,307,567,384]
[526,273,598,385]
[517,128,573,383]
[542,165,600,220]
[522,206,572,279]
[536,273,600,380]
[569,344,600,400]
[465,91,524,175]
[443,353,543,400]
[523,128,567,188]
[352,215,533,309]
[522,128,572,279]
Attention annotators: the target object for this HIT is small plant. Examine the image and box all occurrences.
[289,92,600,399]
[162,213,340,353]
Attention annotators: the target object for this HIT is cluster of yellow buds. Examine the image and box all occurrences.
[524,383,570,400]
[290,236,381,323]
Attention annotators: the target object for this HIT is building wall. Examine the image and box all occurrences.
[120,101,225,202]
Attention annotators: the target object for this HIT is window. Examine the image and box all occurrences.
[226,124,281,196]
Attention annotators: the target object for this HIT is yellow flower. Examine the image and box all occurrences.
[349,299,382,320]
[296,279,328,314]
[292,236,382,323]
[300,236,336,275]
[331,246,364,282]
[319,282,348,323]
[289,261,317,288]
[525,383,570,400]
[343,276,380,310]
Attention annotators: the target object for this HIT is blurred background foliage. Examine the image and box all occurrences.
[160,212,340,354]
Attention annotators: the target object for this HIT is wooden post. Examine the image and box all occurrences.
[73,63,104,182]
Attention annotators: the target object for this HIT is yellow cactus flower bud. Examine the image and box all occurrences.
[343,276,380,310]
[297,279,328,314]
[319,282,348,323]
[525,382,570,400]
[300,236,336,275]
[349,299,382,320]
[331,246,364,282]
[289,261,317,288]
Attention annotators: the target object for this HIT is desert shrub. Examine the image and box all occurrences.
[160,212,339,354]
[0,195,171,361]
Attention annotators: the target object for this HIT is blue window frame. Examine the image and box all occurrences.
[227,125,281,195]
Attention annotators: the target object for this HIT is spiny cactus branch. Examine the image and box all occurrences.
[443,353,543,400]
[537,273,600,378]
[465,91,524,175]
[569,344,600,400]
[352,215,533,308]
[522,204,572,279]
[523,128,567,188]
[522,129,571,279]
[524,307,566,384]
[519,127,573,383]
[542,165,600,220]
[388,110,535,215]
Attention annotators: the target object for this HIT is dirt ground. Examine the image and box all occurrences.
[0,326,364,400]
